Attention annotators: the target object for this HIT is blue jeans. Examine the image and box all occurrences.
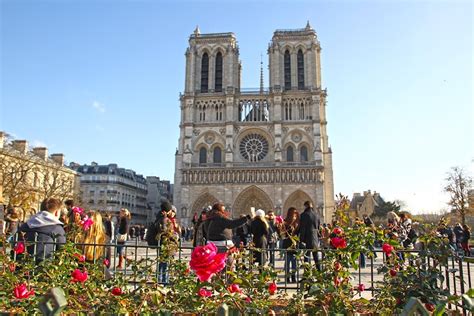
[158,262,168,284]
[286,251,297,275]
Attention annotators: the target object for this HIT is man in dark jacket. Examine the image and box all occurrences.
[18,198,66,263]
[299,201,321,270]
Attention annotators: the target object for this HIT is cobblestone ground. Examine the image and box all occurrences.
[110,238,473,301]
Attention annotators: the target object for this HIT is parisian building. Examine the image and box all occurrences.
[0,131,79,221]
[174,23,335,226]
[146,176,173,222]
[72,162,148,224]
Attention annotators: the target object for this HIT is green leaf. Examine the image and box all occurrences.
[467,288,474,298]
[433,304,445,316]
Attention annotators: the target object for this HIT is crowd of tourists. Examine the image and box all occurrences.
[1,198,471,281]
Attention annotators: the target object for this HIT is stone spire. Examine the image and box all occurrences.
[194,25,201,36]
[306,20,311,30]
[259,54,264,93]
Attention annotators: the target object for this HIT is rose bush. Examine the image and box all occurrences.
[0,200,464,315]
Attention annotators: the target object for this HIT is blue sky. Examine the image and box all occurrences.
[1,0,472,213]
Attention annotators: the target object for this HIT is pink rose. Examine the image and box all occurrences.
[330,237,347,249]
[382,243,394,256]
[357,283,365,292]
[198,287,212,297]
[13,284,34,299]
[14,242,25,255]
[71,269,88,283]
[275,216,284,224]
[103,258,110,267]
[189,242,227,282]
[268,282,277,295]
[80,215,94,231]
[72,206,83,215]
[228,283,242,294]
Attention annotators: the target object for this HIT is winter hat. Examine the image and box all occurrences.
[161,201,172,212]
[256,209,265,217]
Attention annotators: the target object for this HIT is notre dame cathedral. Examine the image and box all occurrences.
[174,23,335,225]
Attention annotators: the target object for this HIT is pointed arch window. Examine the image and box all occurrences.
[215,52,223,92]
[286,146,294,162]
[201,53,209,93]
[199,147,207,164]
[213,147,222,163]
[297,49,305,90]
[284,50,291,90]
[300,145,308,162]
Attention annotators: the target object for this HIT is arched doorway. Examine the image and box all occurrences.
[191,192,219,215]
[232,185,273,218]
[283,190,314,215]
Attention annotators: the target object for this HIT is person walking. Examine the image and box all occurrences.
[461,224,471,256]
[116,208,131,269]
[281,207,300,283]
[298,201,321,270]
[250,209,270,267]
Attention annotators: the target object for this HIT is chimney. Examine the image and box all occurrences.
[0,131,4,149]
[33,147,48,161]
[51,153,65,166]
[12,140,28,155]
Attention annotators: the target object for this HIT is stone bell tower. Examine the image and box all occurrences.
[174,23,335,226]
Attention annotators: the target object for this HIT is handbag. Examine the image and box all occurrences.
[117,233,128,243]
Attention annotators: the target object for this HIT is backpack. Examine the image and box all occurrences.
[146,217,164,246]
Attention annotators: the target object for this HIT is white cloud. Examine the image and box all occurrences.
[92,100,106,113]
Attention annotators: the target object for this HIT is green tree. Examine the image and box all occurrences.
[374,200,401,217]
[444,166,472,225]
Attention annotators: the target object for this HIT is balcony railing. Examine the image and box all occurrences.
[184,161,322,169]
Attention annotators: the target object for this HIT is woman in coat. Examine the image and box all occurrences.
[116,208,131,269]
[250,209,270,267]
[281,207,300,283]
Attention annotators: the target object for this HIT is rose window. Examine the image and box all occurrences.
[239,133,269,162]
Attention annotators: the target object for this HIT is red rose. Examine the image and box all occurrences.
[382,243,394,256]
[14,242,25,255]
[103,258,110,267]
[425,303,435,312]
[111,287,123,296]
[389,269,397,277]
[13,284,34,299]
[198,287,212,297]
[245,296,252,303]
[330,237,347,249]
[334,261,342,271]
[184,268,190,275]
[357,283,365,292]
[334,276,341,287]
[333,227,343,235]
[268,282,277,295]
[71,269,88,283]
[228,284,242,294]
[190,242,227,282]
[74,253,86,262]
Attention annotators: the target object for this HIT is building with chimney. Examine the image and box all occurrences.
[0,131,79,219]
[174,23,335,226]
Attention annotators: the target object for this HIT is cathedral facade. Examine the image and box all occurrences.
[174,24,335,225]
